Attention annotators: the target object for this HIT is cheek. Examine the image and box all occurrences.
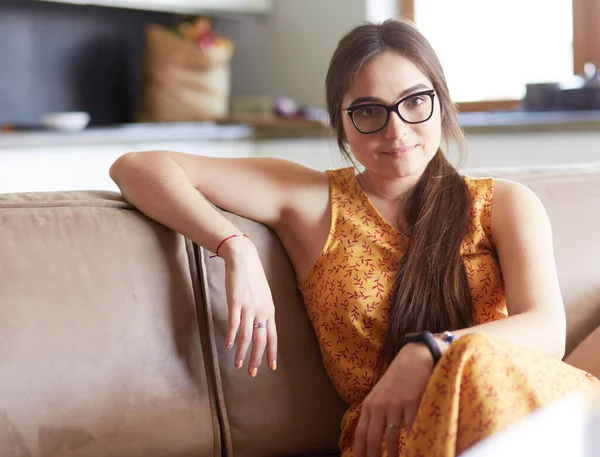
[342,116,375,152]
[420,111,443,150]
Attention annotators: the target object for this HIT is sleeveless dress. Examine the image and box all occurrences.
[296,167,599,457]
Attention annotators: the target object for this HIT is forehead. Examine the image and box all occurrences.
[344,51,432,104]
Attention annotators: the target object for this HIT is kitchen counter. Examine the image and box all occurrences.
[0,122,256,149]
[1,110,599,149]
[460,109,600,134]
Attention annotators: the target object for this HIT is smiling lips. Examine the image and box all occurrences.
[381,145,417,157]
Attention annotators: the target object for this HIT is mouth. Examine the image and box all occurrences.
[381,145,417,157]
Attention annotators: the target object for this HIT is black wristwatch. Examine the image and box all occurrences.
[403,330,442,366]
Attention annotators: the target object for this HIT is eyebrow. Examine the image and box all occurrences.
[348,83,431,107]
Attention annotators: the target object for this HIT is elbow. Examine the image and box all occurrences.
[109,150,166,186]
[549,309,567,360]
[110,151,143,184]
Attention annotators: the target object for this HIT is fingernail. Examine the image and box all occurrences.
[270,360,277,371]
[236,360,243,370]
[226,341,233,350]
[250,368,258,377]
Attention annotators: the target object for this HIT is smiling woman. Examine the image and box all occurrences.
[109,18,600,457]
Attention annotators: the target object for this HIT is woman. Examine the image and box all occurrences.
[110,19,598,457]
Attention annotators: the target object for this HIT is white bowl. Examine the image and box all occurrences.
[41,112,91,131]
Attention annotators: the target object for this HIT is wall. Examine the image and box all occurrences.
[218,0,366,110]
[220,0,398,110]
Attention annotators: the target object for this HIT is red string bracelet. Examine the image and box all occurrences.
[210,233,249,259]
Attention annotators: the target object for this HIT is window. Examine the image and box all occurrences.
[401,0,600,112]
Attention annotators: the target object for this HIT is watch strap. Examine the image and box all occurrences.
[403,330,442,366]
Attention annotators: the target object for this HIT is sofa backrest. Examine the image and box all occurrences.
[466,162,600,353]
[0,191,220,457]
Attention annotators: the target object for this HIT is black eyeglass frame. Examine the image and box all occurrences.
[344,89,437,134]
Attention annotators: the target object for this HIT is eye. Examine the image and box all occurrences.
[404,96,426,109]
[356,106,380,117]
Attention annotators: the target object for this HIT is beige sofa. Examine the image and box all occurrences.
[1,162,599,457]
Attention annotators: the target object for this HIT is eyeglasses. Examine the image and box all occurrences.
[344,89,436,134]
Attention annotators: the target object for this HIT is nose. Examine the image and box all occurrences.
[384,110,410,140]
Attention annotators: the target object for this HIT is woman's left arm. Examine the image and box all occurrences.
[446,178,566,359]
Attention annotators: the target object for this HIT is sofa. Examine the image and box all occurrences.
[1,161,599,457]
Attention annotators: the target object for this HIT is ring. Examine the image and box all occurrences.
[386,423,400,430]
[253,322,266,329]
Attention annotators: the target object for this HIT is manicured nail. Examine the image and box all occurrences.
[236,360,243,370]
[270,361,277,371]
[226,341,233,350]
[250,368,258,377]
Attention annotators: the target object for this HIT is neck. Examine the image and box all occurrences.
[358,169,422,203]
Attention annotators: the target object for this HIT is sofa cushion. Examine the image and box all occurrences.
[564,326,600,377]
[0,191,220,457]
[465,162,600,354]
[198,210,347,457]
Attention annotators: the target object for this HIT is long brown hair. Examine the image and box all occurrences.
[325,19,474,377]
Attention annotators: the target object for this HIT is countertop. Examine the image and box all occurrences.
[1,110,599,149]
[458,109,600,134]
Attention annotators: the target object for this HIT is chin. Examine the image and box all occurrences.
[377,159,428,179]
[390,165,423,178]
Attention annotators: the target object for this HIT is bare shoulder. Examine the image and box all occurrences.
[490,178,552,244]
[491,178,547,220]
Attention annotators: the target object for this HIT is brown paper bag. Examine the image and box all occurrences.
[137,24,234,123]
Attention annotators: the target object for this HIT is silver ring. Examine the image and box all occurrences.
[253,322,266,329]
[386,423,400,430]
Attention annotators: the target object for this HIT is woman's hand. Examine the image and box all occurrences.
[355,342,434,457]
[220,236,278,377]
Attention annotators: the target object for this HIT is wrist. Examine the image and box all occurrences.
[218,234,256,261]
[404,341,435,370]
[403,331,442,366]
[402,330,458,367]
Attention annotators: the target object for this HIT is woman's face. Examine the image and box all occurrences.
[341,51,443,179]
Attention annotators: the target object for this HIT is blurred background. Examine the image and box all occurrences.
[0,0,599,192]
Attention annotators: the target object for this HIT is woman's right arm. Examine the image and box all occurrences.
[109,150,327,377]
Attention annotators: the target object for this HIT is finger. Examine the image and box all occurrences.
[248,318,268,376]
[404,403,418,438]
[266,318,278,370]
[225,303,241,350]
[354,409,369,457]
[234,309,254,370]
[365,410,386,457]
[384,413,403,457]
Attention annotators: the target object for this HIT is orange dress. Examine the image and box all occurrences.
[297,167,599,457]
